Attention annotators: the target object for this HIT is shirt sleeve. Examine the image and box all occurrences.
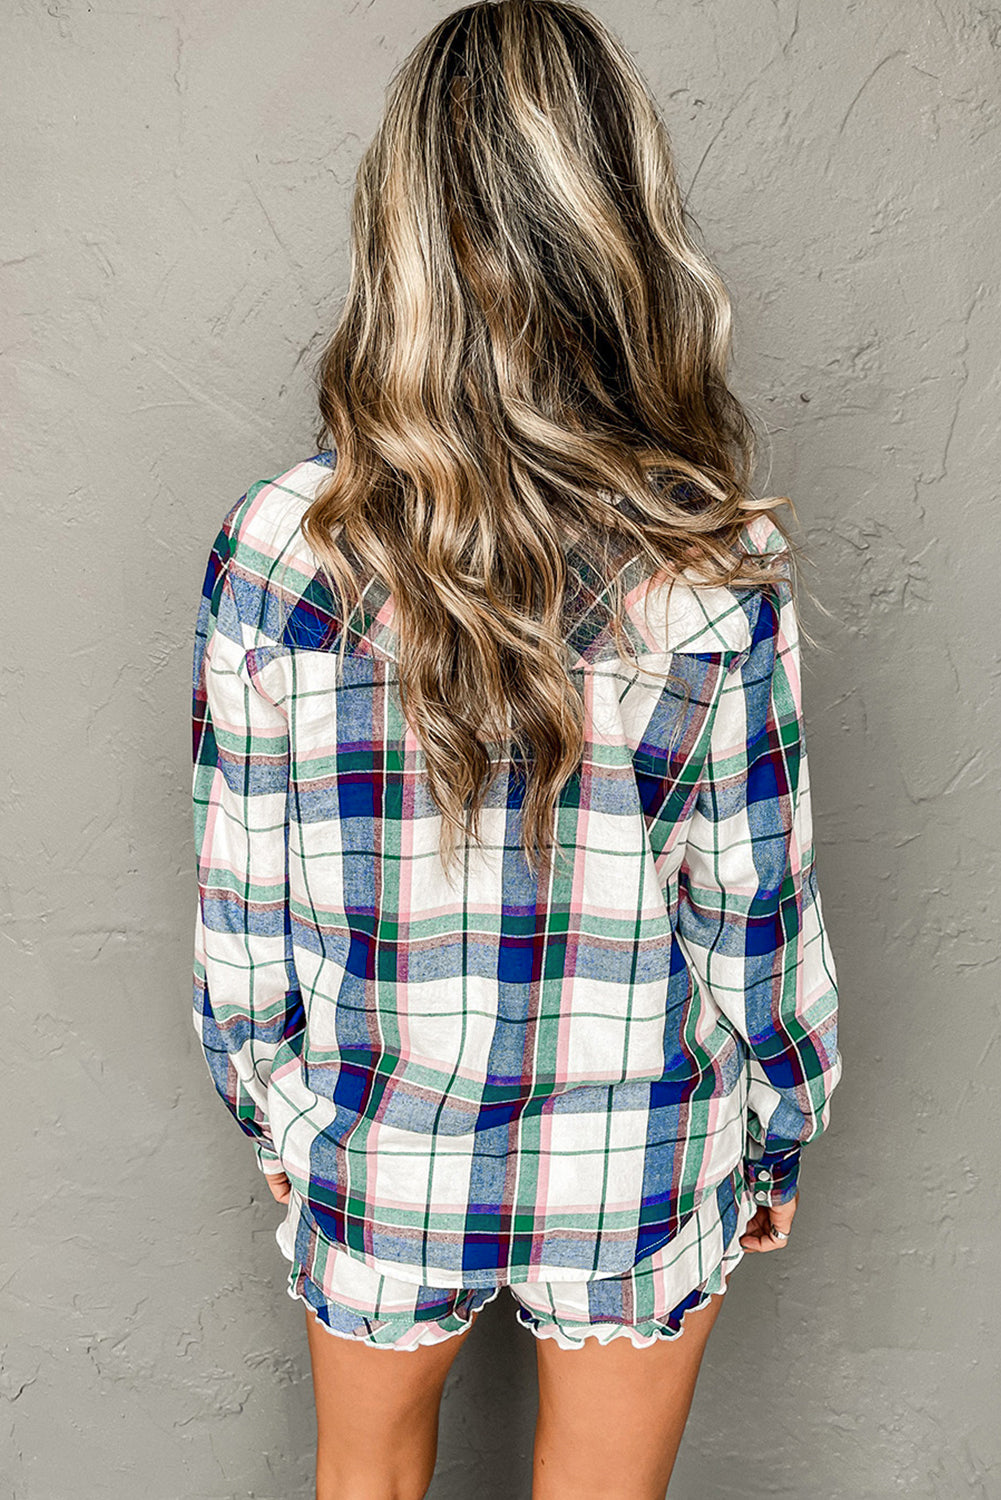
[675,556,843,1210]
[191,499,303,1178]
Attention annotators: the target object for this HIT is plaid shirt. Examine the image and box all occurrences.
[191,452,842,1287]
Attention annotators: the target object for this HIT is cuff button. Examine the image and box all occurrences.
[757,1169,772,1181]
[754,1189,770,1202]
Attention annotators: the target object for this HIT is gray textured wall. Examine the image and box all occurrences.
[3,1,999,1496]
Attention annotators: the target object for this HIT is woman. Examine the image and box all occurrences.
[190,2,843,1495]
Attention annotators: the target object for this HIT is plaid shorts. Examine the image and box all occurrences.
[272,1162,755,1352]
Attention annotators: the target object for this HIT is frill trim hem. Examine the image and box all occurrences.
[281,1272,503,1352]
[512,1183,757,1350]
[271,1167,756,1353]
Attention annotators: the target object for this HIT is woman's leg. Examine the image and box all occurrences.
[305,1305,475,1500]
[530,1288,726,1500]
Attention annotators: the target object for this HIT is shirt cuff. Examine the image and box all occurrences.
[743,1143,801,1207]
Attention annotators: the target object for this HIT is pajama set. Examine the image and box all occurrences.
[191,451,843,1351]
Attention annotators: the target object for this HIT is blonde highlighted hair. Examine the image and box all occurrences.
[300,0,801,879]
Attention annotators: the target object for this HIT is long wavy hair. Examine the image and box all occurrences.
[300,0,803,881]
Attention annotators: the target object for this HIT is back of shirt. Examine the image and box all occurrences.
[191,450,843,1287]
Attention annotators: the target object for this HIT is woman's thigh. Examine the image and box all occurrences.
[530,1289,727,1500]
[305,1305,475,1500]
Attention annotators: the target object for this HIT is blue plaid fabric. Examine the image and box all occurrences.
[191,451,842,1287]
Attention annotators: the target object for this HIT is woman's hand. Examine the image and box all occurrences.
[263,1169,293,1206]
[738,1189,798,1252]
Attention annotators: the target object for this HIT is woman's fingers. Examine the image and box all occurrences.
[265,1170,292,1205]
[739,1191,798,1252]
[738,1210,776,1252]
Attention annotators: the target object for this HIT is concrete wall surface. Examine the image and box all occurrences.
[3,1,999,1496]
